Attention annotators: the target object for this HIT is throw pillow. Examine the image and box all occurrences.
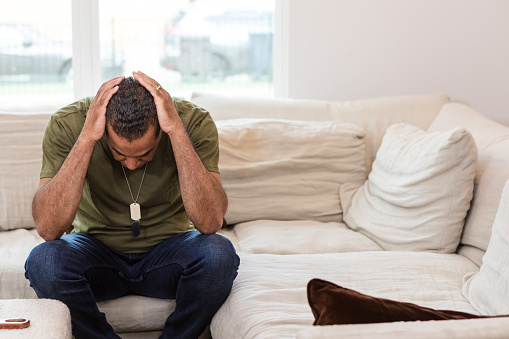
[216,119,366,225]
[342,123,477,253]
[462,179,509,315]
[307,278,484,326]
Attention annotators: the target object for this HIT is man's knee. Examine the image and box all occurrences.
[199,234,240,279]
[25,240,69,294]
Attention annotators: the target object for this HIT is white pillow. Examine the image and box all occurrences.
[342,123,477,253]
[217,119,366,225]
[462,179,509,315]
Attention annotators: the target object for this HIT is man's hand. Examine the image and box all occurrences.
[133,71,181,134]
[81,76,124,142]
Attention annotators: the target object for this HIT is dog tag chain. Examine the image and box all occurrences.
[121,163,148,237]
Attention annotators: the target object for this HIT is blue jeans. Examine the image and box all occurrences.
[25,231,240,339]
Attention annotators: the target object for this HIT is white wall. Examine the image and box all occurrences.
[285,0,509,126]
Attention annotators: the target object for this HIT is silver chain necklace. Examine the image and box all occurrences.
[121,162,148,237]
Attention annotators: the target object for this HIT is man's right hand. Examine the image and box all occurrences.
[81,76,124,142]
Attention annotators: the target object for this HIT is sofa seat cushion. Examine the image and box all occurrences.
[0,228,43,299]
[98,295,175,333]
[211,252,479,339]
[295,317,509,339]
[232,220,382,254]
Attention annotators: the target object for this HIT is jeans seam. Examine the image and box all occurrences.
[142,261,186,277]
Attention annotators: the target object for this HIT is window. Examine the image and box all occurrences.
[99,0,274,98]
[0,0,275,111]
[0,0,73,110]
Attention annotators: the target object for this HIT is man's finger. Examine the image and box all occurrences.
[133,71,161,96]
[95,76,125,101]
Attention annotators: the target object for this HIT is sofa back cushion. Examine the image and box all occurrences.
[341,123,477,253]
[217,119,366,225]
[0,113,51,230]
[462,180,509,315]
[192,92,449,174]
[428,103,509,266]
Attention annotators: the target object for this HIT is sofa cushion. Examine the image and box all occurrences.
[462,180,509,315]
[211,252,479,339]
[0,229,43,299]
[308,278,482,326]
[428,103,509,266]
[232,220,382,254]
[0,113,51,230]
[342,123,477,253]
[217,119,366,225]
[295,317,509,339]
[98,295,175,333]
[192,92,450,174]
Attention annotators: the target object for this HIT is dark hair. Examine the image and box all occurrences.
[105,76,159,142]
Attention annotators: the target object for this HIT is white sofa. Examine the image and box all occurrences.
[2,92,509,338]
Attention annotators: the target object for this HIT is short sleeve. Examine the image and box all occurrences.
[40,116,75,178]
[175,98,220,173]
[40,98,91,178]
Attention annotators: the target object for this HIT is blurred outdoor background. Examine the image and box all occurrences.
[0,0,274,110]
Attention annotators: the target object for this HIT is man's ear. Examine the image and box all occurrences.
[105,123,113,137]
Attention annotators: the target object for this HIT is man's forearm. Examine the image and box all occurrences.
[33,135,96,241]
[169,126,227,234]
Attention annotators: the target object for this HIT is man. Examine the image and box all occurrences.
[25,71,240,339]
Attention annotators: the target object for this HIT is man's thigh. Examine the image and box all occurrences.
[132,230,239,299]
[33,232,130,301]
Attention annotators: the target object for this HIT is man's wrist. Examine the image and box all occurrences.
[77,131,100,149]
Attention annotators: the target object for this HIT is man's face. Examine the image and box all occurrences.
[106,124,161,170]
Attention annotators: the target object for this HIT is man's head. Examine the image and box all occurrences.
[106,76,159,141]
[105,77,161,170]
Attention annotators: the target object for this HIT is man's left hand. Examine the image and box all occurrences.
[133,70,181,135]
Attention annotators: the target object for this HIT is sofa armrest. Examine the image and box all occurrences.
[295,317,509,339]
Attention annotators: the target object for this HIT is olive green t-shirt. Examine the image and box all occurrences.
[41,97,219,253]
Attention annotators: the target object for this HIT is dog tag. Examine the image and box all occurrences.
[130,203,141,221]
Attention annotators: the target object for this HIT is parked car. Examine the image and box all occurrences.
[160,5,273,81]
[0,23,124,83]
